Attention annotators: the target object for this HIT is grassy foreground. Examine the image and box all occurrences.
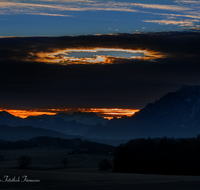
[0,148,200,190]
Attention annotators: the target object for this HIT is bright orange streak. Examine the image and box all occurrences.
[0,109,57,118]
[77,108,140,118]
[103,117,114,120]
[0,108,140,119]
[28,48,164,64]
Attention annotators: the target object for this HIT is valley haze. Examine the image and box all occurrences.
[1,85,200,143]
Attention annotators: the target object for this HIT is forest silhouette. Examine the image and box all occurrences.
[113,135,200,175]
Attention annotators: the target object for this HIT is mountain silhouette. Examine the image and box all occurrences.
[84,85,200,139]
[0,111,108,136]
[1,85,200,141]
[54,111,108,125]
[0,125,75,141]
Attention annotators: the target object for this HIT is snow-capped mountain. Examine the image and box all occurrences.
[84,85,200,139]
[139,85,200,127]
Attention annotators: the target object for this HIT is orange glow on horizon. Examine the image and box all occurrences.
[103,117,114,120]
[0,109,57,119]
[79,108,140,118]
[0,108,140,119]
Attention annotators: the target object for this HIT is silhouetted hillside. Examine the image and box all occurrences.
[0,136,115,153]
[2,85,200,141]
[0,124,126,146]
[0,125,77,141]
[84,85,200,139]
[23,114,93,136]
[54,111,108,125]
[0,111,108,136]
[0,111,21,126]
[113,135,200,175]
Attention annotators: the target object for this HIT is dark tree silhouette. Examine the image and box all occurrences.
[99,159,112,172]
[113,136,200,175]
[61,157,68,167]
[18,155,32,169]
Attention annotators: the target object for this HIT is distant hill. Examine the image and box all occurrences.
[0,135,115,154]
[84,85,200,139]
[0,111,108,136]
[2,85,200,141]
[0,111,22,126]
[23,114,93,136]
[54,111,108,126]
[0,124,126,146]
[0,125,75,141]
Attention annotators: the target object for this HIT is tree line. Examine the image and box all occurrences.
[0,136,114,152]
[0,137,83,149]
[113,135,200,175]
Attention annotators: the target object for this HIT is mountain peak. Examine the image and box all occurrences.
[148,85,200,106]
[137,85,200,126]
[72,111,98,117]
[0,111,16,118]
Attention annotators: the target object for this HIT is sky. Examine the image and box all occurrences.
[0,0,200,36]
[0,0,200,118]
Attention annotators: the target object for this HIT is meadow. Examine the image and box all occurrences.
[0,148,200,190]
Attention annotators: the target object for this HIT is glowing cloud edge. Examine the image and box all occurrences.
[34,48,164,64]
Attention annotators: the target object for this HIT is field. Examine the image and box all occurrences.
[1,148,200,190]
[0,147,113,168]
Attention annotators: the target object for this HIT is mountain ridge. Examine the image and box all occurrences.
[84,85,200,139]
[0,110,108,136]
[1,85,200,141]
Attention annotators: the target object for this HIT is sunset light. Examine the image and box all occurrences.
[0,108,140,119]
[0,109,57,119]
[77,108,140,119]
[0,0,200,183]
[35,48,163,64]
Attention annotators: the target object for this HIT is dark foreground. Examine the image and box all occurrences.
[1,168,200,190]
[58,182,200,190]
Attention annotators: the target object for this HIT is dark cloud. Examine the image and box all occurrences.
[1,31,200,62]
[0,31,200,109]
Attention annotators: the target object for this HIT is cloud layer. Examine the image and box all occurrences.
[0,0,199,31]
[144,19,199,26]
[0,32,200,110]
